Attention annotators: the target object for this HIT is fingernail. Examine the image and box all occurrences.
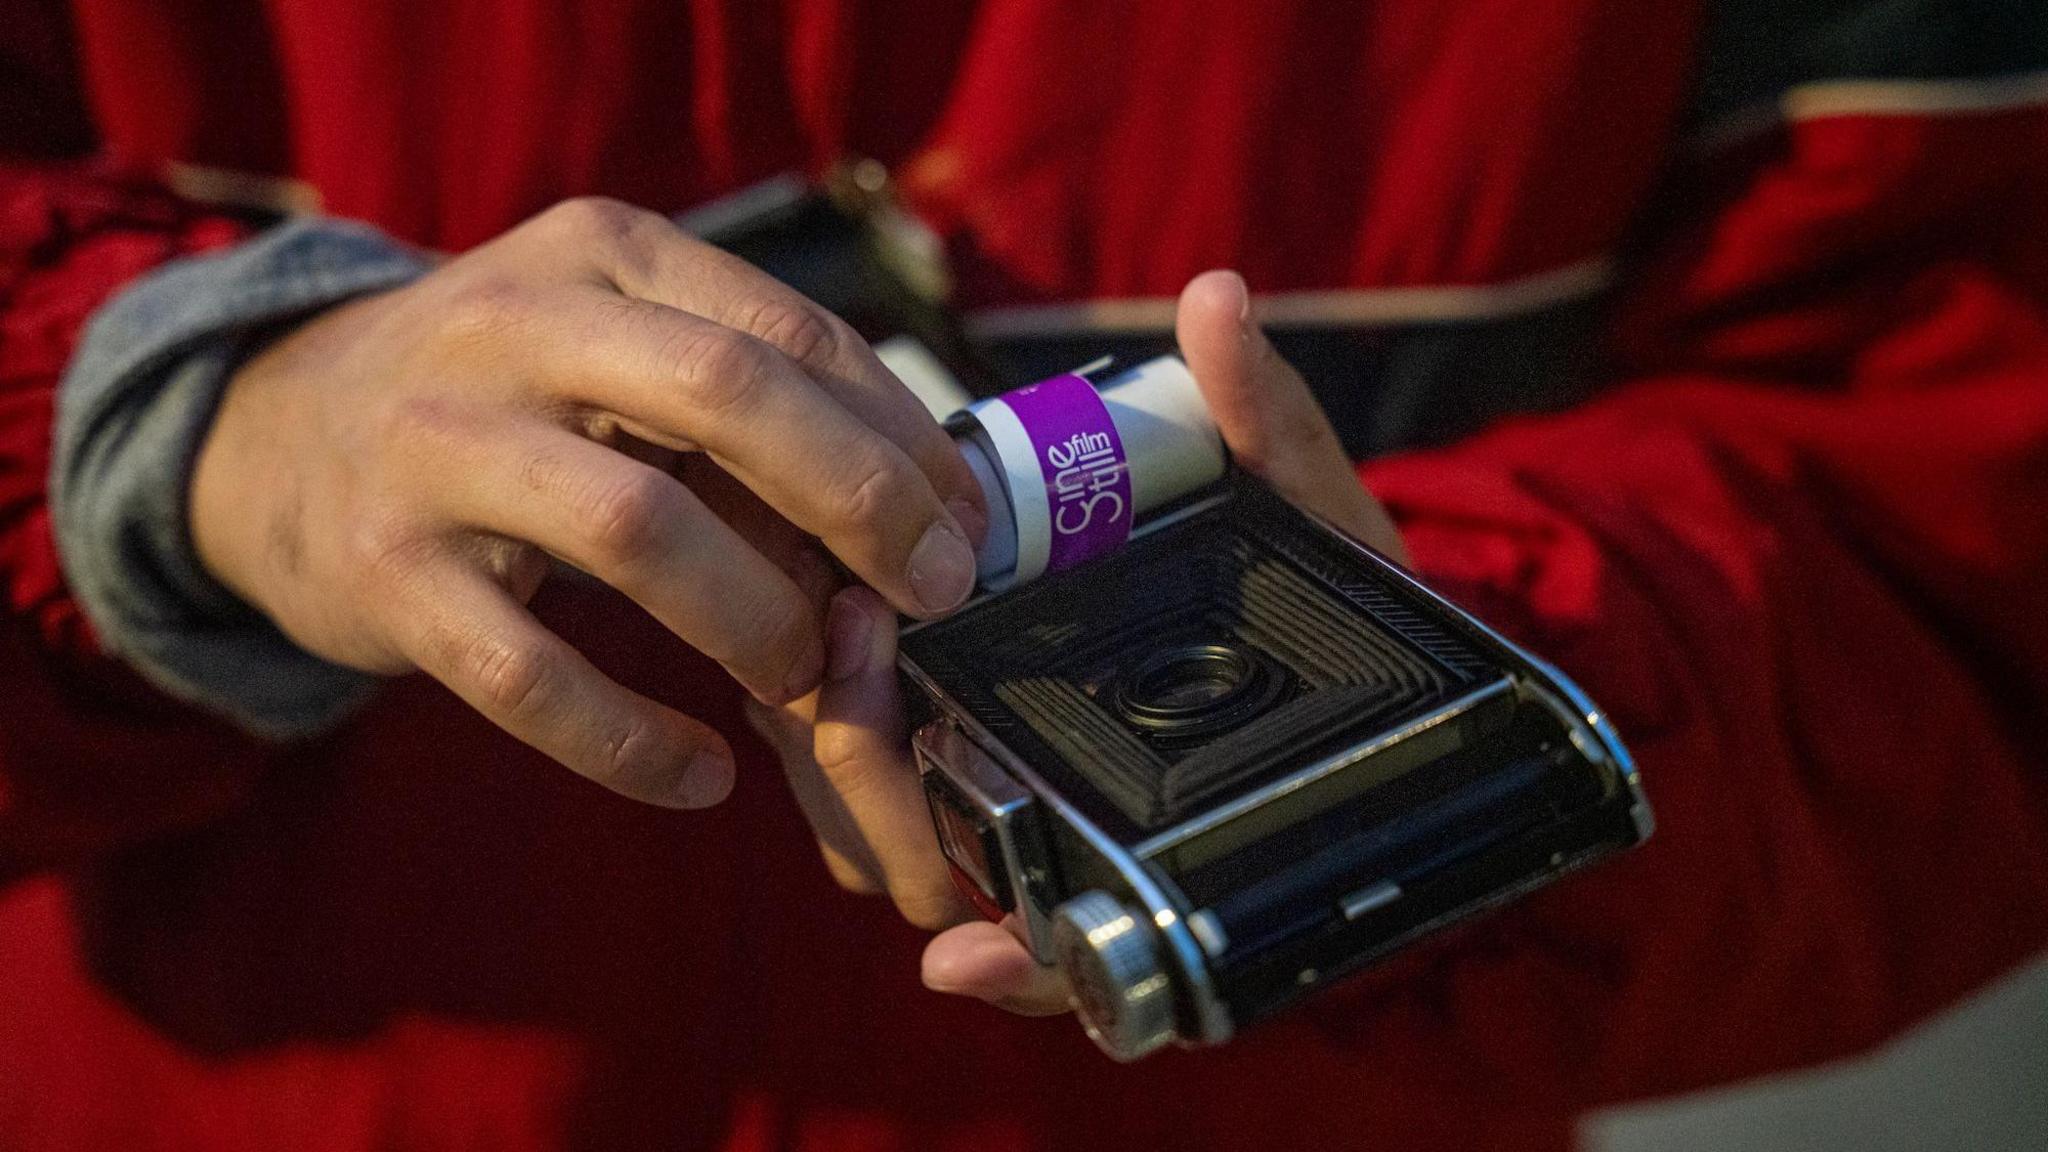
[678,752,735,808]
[1223,270,1252,323]
[907,516,975,615]
[947,494,989,552]
[825,590,874,681]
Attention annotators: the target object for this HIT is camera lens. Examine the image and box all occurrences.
[1131,645,1251,712]
[1115,643,1281,737]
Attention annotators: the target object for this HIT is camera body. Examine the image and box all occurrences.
[900,472,1651,1060]
[678,178,1649,1058]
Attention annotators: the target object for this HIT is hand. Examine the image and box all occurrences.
[748,269,1407,1011]
[191,198,986,808]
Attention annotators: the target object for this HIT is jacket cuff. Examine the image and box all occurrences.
[51,217,431,740]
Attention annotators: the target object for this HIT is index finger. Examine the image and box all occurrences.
[620,227,989,548]
[525,289,978,618]
[536,198,988,549]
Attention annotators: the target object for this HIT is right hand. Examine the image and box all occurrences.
[190,197,986,809]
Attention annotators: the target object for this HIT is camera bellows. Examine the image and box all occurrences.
[959,516,1484,830]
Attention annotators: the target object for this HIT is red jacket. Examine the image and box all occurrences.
[4,2,2046,1150]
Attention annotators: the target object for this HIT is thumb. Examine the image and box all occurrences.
[1176,270,1408,563]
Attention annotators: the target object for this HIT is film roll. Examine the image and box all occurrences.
[955,356,1225,590]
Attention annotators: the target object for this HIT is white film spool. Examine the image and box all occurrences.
[965,395,1055,587]
[956,356,1225,591]
[958,428,1021,586]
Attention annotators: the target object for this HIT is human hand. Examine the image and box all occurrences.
[190,198,986,808]
[747,269,1407,1010]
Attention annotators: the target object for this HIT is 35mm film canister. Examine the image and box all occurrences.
[953,356,1225,591]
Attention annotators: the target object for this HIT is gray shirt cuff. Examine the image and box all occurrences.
[52,217,432,740]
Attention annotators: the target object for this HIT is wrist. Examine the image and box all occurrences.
[190,286,396,625]
[55,217,430,737]
[188,335,288,617]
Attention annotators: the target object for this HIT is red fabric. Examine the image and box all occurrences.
[2,3,2046,1151]
[0,162,272,878]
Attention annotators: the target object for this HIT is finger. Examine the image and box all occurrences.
[675,413,897,896]
[922,920,1072,1016]
[537,288,978,618]
[742,696,885,895]
[393,558,735,808]
[1176,270,1409,563]
[588,211,989,551]
[516,198,986,548]
[429,422,826,705]
[811,585,974,931]
[816,831,886,894]
[677,456,841,620]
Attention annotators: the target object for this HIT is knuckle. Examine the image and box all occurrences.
[538,196,643,244]
[379,393,472,452]
[809,723,876,795]
[748,589,816,685]
[435,274,534,353]
[589,712,664,790]
[468,635,553,720]
[832,450,915,534]
[511,444,566,499]
[348,516,433,591]
[1275,393,1336,455]
[662,326,777,420]
[738,296,843,368]
[581,468,678,567]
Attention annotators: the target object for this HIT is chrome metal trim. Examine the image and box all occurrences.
[1186,909,1230,958]
[1339,881,1403,920]
[898,660,1236,1047]
[921,723,1031,818]
[1296,506,1650,843]
[912,722,1051,954]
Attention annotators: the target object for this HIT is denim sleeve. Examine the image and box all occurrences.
[51,217,431,740]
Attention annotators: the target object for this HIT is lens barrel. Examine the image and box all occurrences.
[1114,642,1283,738]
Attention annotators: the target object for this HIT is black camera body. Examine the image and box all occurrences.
[900,473,1651,1060]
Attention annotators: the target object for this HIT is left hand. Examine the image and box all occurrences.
[747,269,1408,1014]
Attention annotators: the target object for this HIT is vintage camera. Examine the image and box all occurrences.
[900,357,1651,1060]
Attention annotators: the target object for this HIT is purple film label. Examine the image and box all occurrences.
[1000,372,1134,573]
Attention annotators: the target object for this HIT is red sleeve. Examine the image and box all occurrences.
[0,159,273,881]
[1255,104,2048,1146]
